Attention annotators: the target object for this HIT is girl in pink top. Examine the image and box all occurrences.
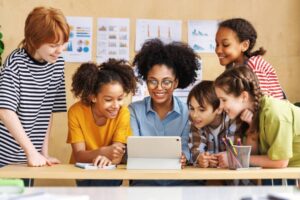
[215,18,285,99]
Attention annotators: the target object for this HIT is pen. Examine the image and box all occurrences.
[226,136,237,156]
[222,137,243,168]
[237,138,242,146]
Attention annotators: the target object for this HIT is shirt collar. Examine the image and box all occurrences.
[146,96,181,115]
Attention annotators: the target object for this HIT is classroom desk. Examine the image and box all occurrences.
[14,186,300,200]
[0,164,300,181]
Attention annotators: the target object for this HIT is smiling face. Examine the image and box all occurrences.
[33,38,66,63]
[91,82,125,119]
[215,27,248,67]
[146,64,178,106]
[188,96,220,129]
[214,87,246,120]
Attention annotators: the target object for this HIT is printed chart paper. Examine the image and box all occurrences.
[97,18,130,63]
[63,16,93,62]
[188,20,218,53]
[135,19,182,51]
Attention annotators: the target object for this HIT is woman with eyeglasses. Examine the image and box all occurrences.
[129,38,201,186]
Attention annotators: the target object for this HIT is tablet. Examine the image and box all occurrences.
[126,136,182,170]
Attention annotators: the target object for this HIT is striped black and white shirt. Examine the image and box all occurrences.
[0,48,67,166]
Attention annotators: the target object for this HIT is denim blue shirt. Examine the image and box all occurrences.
[129,96,191,160]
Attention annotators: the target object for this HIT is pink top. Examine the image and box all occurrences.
[247,55,284,99]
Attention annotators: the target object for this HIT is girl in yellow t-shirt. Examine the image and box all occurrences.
[67,59,136,186]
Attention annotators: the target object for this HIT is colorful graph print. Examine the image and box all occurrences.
[63,16,93,62]
[97,18,130,64]
[135,19,182,51]
[188,20,219,53]
[76,26,91,38]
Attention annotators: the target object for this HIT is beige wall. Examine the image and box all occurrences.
[0,0,300,185]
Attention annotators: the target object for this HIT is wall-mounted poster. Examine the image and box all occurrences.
[97,18,130,64]
[188,20,219,53]
[135,19,182,51]
[63,16,93,62]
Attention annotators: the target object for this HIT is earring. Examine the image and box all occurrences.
[92,99,96,103]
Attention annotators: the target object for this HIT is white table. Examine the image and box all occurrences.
[17,186,300,200]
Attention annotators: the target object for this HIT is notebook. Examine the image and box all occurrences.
[126,136,182,170]
[75,162,116,170]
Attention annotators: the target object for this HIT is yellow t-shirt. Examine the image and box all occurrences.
[67,101,132,162]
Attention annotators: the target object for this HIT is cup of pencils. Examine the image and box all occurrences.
[223,137,251,170]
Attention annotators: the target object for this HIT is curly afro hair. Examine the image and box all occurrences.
[133,38,201,89]
[72,59,137,105]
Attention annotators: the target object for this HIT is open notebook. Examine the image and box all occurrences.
[126,136,182,170]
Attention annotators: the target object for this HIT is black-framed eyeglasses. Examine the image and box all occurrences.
[146,79,174,90]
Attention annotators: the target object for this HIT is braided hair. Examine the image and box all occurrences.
[214,65,263,133]
[72,59,137,105]
[219,18,266,58]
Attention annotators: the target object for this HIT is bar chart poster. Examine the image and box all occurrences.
[96,18,130,64]
[135,19,182,51]
[188,20,219,53]
[63,16,93,62]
